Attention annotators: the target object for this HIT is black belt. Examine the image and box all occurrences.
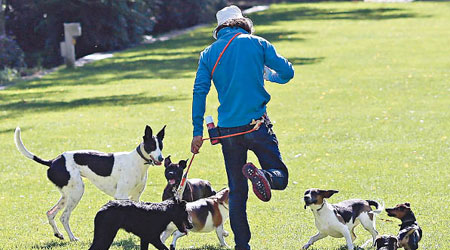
[218,114,268,135]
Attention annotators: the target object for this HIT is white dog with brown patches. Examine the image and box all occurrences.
[161,188,230,250]
[302,188,383,250]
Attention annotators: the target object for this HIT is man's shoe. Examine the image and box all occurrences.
[242,163,271,202]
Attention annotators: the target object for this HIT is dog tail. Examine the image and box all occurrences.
[14,127,52,167]
[367,200,384,214]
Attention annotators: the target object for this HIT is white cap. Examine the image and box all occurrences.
[205,116,214,124]
[216,5,243,27]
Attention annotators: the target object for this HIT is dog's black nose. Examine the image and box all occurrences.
[158,155,164,162]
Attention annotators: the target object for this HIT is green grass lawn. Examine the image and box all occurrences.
[1,1,449,249]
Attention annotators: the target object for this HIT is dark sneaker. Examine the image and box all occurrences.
[242,163,272,202]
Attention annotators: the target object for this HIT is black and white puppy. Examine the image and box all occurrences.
[386,203,422,250]
[375,235,399,250]
[89,198,193,250]
[162,156,216,202]
[303,188,383,250]
[14,125,165,241]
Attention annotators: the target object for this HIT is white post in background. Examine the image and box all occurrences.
[60,23,81,68]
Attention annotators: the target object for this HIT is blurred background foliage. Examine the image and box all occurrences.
[1,0,266,70]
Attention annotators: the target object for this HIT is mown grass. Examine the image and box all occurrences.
[1,1,449,249]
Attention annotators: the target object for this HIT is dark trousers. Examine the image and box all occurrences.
[219,118,288,250]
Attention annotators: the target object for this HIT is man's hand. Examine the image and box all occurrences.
[263,65,273,81]
[191,136,203,154]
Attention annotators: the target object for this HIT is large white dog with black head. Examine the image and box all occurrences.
[14,125,165,241]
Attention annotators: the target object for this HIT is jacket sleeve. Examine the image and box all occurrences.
[262,40,294,84]
[192,51,212,137]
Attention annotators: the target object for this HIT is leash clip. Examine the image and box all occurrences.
[250,119,263,130]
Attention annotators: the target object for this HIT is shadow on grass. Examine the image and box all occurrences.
[256,30,306,42]
[289,57,325,65]
[308,245,367,250]
[0,127,22,134]
[31,240,69,249]
[0,90,61,101]
[251,5,428,26]
[178,244,230,250]
[8,55,199,91]
[0,93,188,119]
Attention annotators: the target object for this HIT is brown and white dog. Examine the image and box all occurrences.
[14,125,165,241]
[162,156,216,202]
[161,188,230,250]
[303,188,383,250]
[386,203,422,250]
[375,235,399,250]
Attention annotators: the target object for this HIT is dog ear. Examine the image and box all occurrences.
[218,188,230,203]
[320,189,339,198]
[179,200,187,208]
[390,236,398,245]
[404,202,410,208]
[375,236,383,246]
[179,159,188,169]
[144,125,153,140]
[164,155,172,167]
[157,125,166,140]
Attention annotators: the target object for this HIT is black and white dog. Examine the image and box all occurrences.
[89,198,193,250]
[162,156,216,202]
[375,235,399,250]
[14,125,165,241]
[303,188,383,250]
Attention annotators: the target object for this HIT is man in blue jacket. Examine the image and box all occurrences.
[191,5,294,250]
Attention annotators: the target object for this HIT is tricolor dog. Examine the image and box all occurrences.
[386,203,422,250]
[303,188,383,250]
[162,156,216,202]
[161,188,230,250]
[14,125,165,241]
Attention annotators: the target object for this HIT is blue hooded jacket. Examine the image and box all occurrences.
[192,27,294,136]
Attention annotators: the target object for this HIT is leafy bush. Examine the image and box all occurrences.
[153,0,226,33]
[0,35,26,69]
[3,0,226,68]
[0,67,19,84]
[5,0,159,67]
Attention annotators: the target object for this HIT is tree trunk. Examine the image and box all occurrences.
[0,0,5,35]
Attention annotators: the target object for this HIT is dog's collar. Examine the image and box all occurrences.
[136,144,154,165]
[316,202,325,212]
[399,219,417,227]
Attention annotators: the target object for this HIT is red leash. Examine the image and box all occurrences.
[175,120,262,199]
[176,32,245,199]
[211,32,242,77]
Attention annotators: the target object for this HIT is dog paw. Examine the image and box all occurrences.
[220,243,231,248]
[54,233,64,240]
[223,230,229,237]
[302,244,310,249]
[69,236,79,241]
